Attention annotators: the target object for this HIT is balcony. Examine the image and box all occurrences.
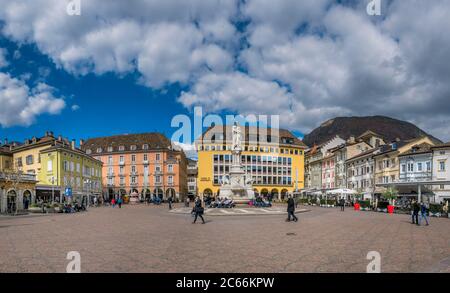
[107,173,115,177]
[119,161,125,166]
[130,182,138,186]
[143,160,149,165]
[0,172,37,182]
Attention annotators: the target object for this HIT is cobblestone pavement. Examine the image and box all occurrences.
[1,204,449,273]
[169,206,309,216]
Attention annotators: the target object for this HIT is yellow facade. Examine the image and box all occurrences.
[12,144,54,177]
[374,136,434,185]
[197,126,306,201]
[0,153,12,171]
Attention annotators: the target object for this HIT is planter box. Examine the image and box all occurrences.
[360,207,371,211]
[28,207,43,213]
[376,208,388,213]
[430,212,441,217]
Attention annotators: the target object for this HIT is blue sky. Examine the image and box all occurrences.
[1,0,449,146]
[0,37,198,144]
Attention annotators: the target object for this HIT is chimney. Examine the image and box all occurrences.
[71,139,76,150]
[58,135,62,141]
[25,139,29,145]
[4,138,8,145]
[80,139,84,147]
[347,136,355,143]
[32,136,37,143]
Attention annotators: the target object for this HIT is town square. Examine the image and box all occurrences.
[1,0,450,280]
[1,204,449,273]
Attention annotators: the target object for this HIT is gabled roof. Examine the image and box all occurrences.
[398,142,433,157]
[346,148,378,162]
[83,133,173,153]
[431,142,450,149]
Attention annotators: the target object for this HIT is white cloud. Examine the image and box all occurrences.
[0,48,8,68]
[1,0,450,140]
[0,72,66,127]
[71,104,80,111]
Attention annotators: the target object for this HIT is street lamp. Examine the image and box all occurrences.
[84,179,91,209]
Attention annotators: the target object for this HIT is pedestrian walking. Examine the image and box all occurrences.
[192,197,205,224]
[185,197,190,207]
[117,197,123,209]
[286,195,298,222]
[168,196,173,210]
[411,200,420,225]
[340,197,345,211]
[419,202,429,226]
[111,198,116,208]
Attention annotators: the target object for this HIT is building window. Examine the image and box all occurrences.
[155,165,161,172]
[96,148,102,153]
[156,153,161,161]
[143,144,149,150]
[417,162,422,172]
[168,164,173,172]
[439,161,446,171]
[119,166,124,175]
[47,160,53,172]
[108,156,113,164]
[130,145,137,151]
[131,165,136,173]
[86,149,92,154]
[168,175,173,184]
[426,162,431,171]
[119,145,125,151]
[144,154,148,161]
[26,155,33,165]
[119,156,124,163]
[107,146,113,152]
[155,175,161,183]
[131,155,136,162]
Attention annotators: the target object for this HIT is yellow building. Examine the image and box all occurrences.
[6,132,102,203]
[196,126,307,201]
[373,136,435,187]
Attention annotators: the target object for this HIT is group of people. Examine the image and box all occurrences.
[411,200,429,226]
[110,197,123,208]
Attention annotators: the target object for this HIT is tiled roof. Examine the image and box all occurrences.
[199,125,307,148]
[82,133,173,153]
[346,148,378,162]
[399,142,433,156]
[431,142,450,149]
[373,141,408,157]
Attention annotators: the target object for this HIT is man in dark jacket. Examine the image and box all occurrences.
[340,198,345,211]
[193,197,205,224]
[412,200,420,225]
[168,196,173,210]
[286,195,298,222]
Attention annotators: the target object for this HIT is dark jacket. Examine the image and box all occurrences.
[413,202,420,213]
[287,198,295,212]
[195,200,204,214]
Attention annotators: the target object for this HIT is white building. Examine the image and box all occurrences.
[346,148,378,199]
[431,143,450,203]
[398,143,433,183]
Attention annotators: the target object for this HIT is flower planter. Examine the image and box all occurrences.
[354,203,360,211]
[28,207,43,213]
[360,207,371,211]
[376,208,388,213]
[387,205,395,214]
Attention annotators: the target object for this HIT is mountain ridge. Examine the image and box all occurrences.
[302,116,441,147]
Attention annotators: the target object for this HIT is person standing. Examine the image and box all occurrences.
[340,197,345,211]
[412,200,420,225]
[117,196,123,209]
[168,196,173,210]
[419,202,429,226]
[286,195,298,222]
[111,198,116,208]
[192,197,205,224]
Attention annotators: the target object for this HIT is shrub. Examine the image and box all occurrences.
[378,201,389,209]
[359,200,371,208]
[429,204,443,214]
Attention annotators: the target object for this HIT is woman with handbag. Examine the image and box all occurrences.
[193,196,205,224]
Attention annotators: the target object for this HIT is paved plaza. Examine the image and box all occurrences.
[1,204,449,273]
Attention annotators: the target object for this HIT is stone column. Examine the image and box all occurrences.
[0,189,5,213]
[17,190,24,210]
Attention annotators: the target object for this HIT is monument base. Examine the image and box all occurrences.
[220,187,255,204]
